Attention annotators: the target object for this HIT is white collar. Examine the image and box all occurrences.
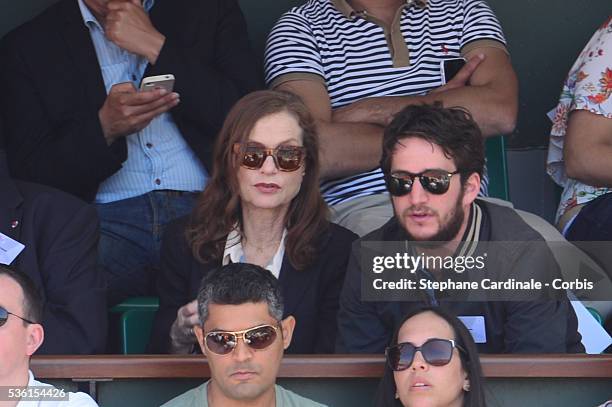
[222,228,287,279]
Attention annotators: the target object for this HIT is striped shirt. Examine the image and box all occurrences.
[265,0,506,205]
[77,0,208,204]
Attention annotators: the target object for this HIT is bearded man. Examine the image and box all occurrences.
[336,103,583,354]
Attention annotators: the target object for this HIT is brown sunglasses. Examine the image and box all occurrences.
[233,142,305,172]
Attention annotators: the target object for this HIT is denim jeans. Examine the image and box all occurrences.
[96,191,198,306]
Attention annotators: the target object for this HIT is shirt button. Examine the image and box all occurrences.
[146,142,153,148]
[155,179,161,185]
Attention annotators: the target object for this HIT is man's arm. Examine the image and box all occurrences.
[36,200,107,354]
[277,80,384,179]
[563,110,612,186]
[268,9,384,180]
[332,48,518,137]
[1,0,260,198]
[0,8,176,199]
[103,0,261,144]
[278,48,517,179]
[99,83,179,145]
[0,38,126,199]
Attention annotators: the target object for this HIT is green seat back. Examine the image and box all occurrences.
[110,297,160,354]
[485,136,509,200]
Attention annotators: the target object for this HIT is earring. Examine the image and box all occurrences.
[463,382,471,392]
[395,392,399,399]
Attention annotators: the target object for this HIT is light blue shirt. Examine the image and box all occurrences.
[77,0,207,204]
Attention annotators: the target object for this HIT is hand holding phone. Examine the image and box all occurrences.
[140,74,175,93]
[431,55,485,95]
[99,80,179,144]
[440,58,466,84]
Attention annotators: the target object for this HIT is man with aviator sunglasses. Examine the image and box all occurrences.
[162,263,326,407]
[337,103,583,354]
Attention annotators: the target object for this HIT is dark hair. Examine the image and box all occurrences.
[380,103,485,184]
[196,263,284,324]
[375,307,486,407]
[0,265,43,324]
[187,90,329,270]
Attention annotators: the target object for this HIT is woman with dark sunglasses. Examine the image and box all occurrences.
[148,90,357,354]
[376,307,486,407]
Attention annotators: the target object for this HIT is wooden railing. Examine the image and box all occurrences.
[31,354,612,379]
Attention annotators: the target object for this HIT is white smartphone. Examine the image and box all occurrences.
[140,74,175,92]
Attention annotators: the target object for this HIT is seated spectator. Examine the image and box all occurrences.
[0,124,106,355]
[376,307,485,407]
[149,90,357,354]
[0,0,262,305]
[337,103,583,354]
[546,16,612,277]
[161,263,326,406]
[0,266,99,406]
[265,0,518,236]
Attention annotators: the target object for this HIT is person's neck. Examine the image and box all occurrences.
[0,368,29,407]
[348,0,405,24]
[0,367,29,388]
[207,380,276,407]
[240,205,287,252]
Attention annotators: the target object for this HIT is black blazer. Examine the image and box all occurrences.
[0,152,106,354]
[148,217,358,354]
[0,0,262,202]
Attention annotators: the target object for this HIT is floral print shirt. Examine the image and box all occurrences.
[546,16,612,223]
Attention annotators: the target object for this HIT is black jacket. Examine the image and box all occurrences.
[337,200,584,354]
[148,217,358,354]
[0,152,106,354]
[0,0,262,201]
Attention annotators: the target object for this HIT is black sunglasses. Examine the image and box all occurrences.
[385,338,465,371]
[0,305,37,327]
[233,142,306,172]
[385,170,460,196]
[204,324,280,355]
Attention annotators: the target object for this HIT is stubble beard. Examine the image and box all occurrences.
[399,192,466,246]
